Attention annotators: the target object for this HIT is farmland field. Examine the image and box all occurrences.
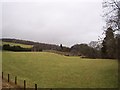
[2,52,118,88]
[1,41,33,48]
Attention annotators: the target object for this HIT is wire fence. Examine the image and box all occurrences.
[2,72,37,90]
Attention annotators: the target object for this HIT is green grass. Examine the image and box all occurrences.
[2,52,118,88]
[1,41,33,48]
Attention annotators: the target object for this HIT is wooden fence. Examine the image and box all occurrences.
[2,72,37,90]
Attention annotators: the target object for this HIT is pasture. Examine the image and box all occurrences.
[2,52,118,88]
[1,41,33,48]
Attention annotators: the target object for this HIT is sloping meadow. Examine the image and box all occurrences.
[2,52,118,88]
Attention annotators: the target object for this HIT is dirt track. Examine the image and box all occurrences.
[2,79,15,88]
[2,79,22,89]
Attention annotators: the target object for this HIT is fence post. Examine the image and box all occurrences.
[2,72,3,79]
[35,84,37,90]
[8,74,10,82]
[24,80,26,90]
[15,76,17,85]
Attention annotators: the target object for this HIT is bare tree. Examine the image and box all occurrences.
[102,0,120,31]
[102,0,120,59]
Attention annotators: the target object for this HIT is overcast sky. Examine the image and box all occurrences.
[2,0,104,47]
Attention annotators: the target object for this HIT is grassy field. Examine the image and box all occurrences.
[2,52,118,88]
[1,41,33,48]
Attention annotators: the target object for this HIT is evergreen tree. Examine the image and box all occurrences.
[101,40,107,58]
[101,27,116,59]
[60,44,63,50]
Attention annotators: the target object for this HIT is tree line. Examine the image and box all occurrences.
[1,35,118,59]
[2,41,101,59]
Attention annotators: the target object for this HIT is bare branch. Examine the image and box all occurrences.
[103,8,117,16]
[102,0,120,32]
[113,0,120,10]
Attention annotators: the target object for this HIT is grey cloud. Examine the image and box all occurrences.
[2,1,103,47]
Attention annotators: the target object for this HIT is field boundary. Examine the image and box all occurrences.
[2,72,38,90]
[2,72,119,90]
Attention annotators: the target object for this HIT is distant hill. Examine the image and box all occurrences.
[1,38,40,45]
[1,38,101,58]
[1,38,68,52]
[1,38,61,49]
